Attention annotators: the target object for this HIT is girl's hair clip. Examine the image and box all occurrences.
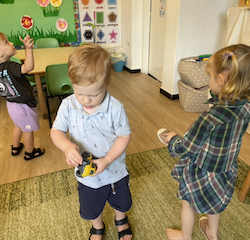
[222,51,234,62]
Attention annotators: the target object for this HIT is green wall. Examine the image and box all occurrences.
[0,0,78,47]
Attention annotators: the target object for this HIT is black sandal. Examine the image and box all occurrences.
[115,216,132,240]
[11,143,24,156]
[89,223,105,240]
[24,148,45,161]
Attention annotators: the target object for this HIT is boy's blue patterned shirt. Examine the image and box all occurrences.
[169,96,250,173]
[53,91,131,188]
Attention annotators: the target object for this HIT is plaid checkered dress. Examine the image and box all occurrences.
[169,97,250,214]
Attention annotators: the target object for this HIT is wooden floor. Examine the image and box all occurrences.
[1,70,250,185]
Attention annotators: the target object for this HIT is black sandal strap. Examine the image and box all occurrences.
[11,143,24,151]
[118,227,132,239]
[11,143,24,156]
[25,148,40,157]
[115,215,128,226]
[24,148,45,161]
[89,223,105,240]
[115,216,132,240]
[89,226,105,235]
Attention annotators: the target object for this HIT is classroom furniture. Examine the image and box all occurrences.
[16,47,75,119]
[45,63,73,127]
[239,0,250,7]
[238,169,250,202]
[36,38,59,49]
[10,56,22,64]
[28,38,60,86]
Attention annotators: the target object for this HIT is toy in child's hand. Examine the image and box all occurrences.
[76,152,97,178]
[157,128,170,146]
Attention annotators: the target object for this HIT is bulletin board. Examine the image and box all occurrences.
[0,0,120,48]
[0,0,80,48]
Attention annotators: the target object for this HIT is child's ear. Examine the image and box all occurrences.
[218,73,228,87]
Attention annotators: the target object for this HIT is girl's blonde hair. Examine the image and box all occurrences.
[206,44,250,103]
[68,43,112,85]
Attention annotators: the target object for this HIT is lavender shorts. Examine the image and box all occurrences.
[7,102,40,132]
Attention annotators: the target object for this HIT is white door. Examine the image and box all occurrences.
[148,0,166,82]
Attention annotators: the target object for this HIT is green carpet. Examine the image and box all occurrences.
[0,148,250,240]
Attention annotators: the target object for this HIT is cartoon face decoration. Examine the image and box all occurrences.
[0,79,15,97]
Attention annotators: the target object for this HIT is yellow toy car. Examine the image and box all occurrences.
[76,152,97,178]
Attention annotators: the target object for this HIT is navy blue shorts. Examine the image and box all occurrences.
[78,175,132,220]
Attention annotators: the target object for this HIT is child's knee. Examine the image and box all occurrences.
[182,199,192,209]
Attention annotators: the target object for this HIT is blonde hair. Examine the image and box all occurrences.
[0,32,7,41]
[206,44,250,103]
[68,43,112,85]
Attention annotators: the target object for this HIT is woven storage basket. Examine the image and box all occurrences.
[178,56,209,89]
[178,80,209,112]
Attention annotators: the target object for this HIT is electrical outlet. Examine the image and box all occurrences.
[126,41,130,46]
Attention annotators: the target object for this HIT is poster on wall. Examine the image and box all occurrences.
[78,0,120,45]
[159,0,166,17]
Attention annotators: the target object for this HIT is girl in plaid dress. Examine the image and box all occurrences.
[158,44,250,240]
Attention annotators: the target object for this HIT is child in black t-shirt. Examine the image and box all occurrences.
[0,33,45,160]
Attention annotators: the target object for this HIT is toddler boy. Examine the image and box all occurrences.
[51,44,133,240]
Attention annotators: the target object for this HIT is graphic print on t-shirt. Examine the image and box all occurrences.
[0,78,15,97]
[0,69,20,99]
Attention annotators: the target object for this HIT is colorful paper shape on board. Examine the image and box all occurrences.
[108,12,117,23]
[95,0,103,4]
[108,0,117,5]
[36,0,49,7]
[83,12,92,22]
[96,12,104,24]
[87,23,95,28]
[109,29,118,40]
[50,0,62,7]
[56,18,68,32]
[81,0,89,6]
[0,0,15,4]
[43,3,60,17]
[97,29,105,41]
[83,29,93,40]
[20,15,33,30]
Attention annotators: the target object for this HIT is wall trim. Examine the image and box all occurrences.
[148,73,159,81]
[124,66,141,73]
[160,88,179,100]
